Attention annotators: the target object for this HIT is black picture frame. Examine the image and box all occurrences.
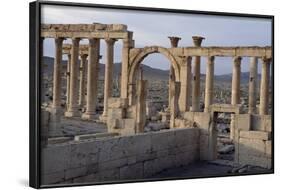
[29,1,274,188]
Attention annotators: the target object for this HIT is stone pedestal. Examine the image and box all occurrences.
[65,38,81,117]
[259,57,271,115]
[204,56,215,112]
[82,38,100,120]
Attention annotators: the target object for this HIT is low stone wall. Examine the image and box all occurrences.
[41,128,199,185]
[182,112,215,161]
[235,114,272,169]
[237,130,272,169]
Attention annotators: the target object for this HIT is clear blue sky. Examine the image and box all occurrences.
[41,5,272,74]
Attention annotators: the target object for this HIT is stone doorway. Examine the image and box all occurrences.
[210,104,240,161]
[213,112,234,161]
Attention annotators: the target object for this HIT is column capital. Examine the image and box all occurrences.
[168,36,181,47]
[54,37,65,44]
[262,56,271,64]
[123,38,131,48]
[105,38,117,45]
[207,56,215,63]
[233,56,242,65]
[80,53,88,59]
[89,38,100,44]
[192,36,205,47]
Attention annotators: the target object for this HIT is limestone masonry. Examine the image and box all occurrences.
[40,23,273,185]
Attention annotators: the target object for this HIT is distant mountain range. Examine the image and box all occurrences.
[42,56,260,83]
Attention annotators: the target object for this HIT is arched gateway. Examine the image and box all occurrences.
[128,46,180,84]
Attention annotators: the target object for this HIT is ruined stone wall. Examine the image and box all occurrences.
[41,128,200,185]
[182,112,216,161]
[234,114,272,169]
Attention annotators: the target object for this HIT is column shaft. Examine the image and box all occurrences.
[120,38,130,98]
[248,57,258,114]
[259,57,271,115]
[65,38,80,117]
[179,56,192,112]
[52,37,64,111]
[231,57,242,105]
[78,54,88,107]
[168,36,181,110]
[66,54,71,109]
[191,56,201,111]
[82,38,100,119]
[191,36,204,112]
[204,56,215,112]
[102,39,116,117]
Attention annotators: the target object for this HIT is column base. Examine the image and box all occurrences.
[82,112,98,120]
[48,106,62,115]
[99,114,108,123]
[64,110,80,118]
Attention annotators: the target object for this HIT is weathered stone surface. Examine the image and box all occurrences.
[240,131,271,140]
[108,98,128,108]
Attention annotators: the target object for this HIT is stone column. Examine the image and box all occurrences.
[78,54,88,108]
[120,34,132,99]
[248,57,258,114]
[259,57,271,115]
[51,37,64,113]
[101,38,117,119]
[179,56,192,112]
[82,38,100,120]
[204,56,215,113]
[65,37,80,117]
[66,54,71,109]
[231,56,242,105]
[230,56,241,140]
[170,81,181,129]
[168,37,181,109]
[191,36,205,112]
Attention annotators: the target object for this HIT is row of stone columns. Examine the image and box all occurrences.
[168,35,271,115]
[49,36,124,120]
[203,56,271,115]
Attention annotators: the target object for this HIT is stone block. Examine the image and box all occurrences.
[98,169,120,181]
[69,141,99,168]
[266,140,272,158]
[64,166,87,180]
[235,114,251,131]
[108,108,125,119]
[239,131,271,140]
[239,137,266,157]
[119,163,143,180]
[120,118,136,136]
[41,144,71,174]
[177,128,199,146]
[98,158,128,171]
[151,130,175,151]
[108,98,128,109]
[41,171,65,185]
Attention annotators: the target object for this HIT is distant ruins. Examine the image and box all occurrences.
[40,23,272,184]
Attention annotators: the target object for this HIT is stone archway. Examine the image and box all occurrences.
[128,46,180,84]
